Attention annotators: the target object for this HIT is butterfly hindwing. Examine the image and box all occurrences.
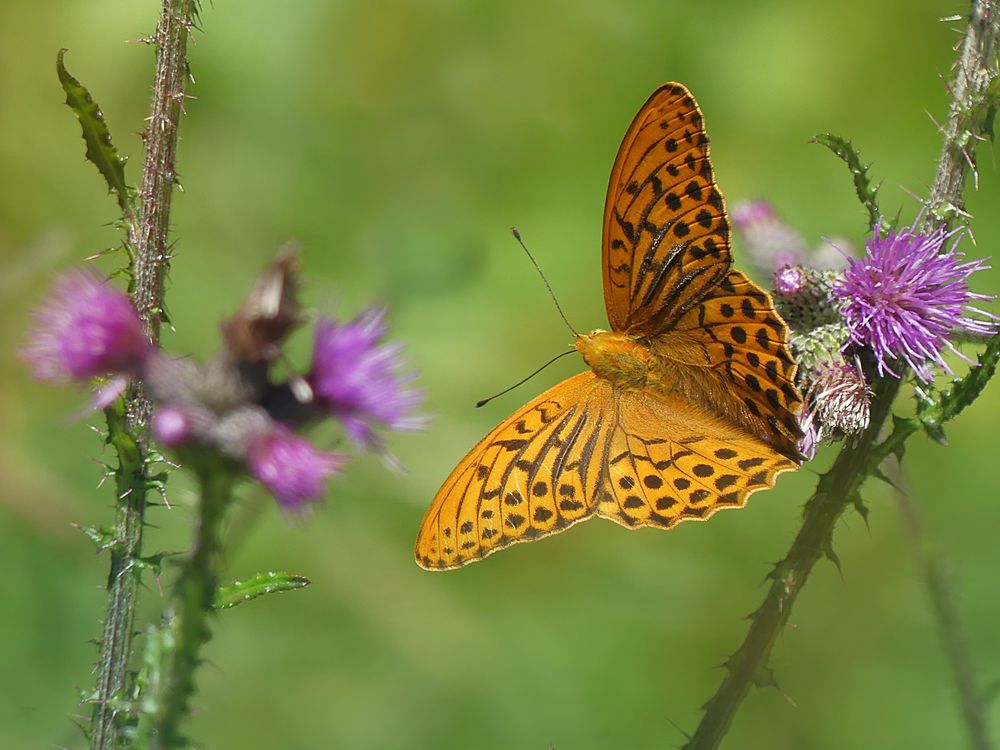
[416,369,798,570]
[415,373,614,570]
[595,387,798,529]
[602,83,733,334]
[668,269,804,459]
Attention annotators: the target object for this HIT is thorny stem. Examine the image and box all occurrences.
[132,0,195,373]
[893,472,993,750]
[683,2,999,748]
[926,0,1000,231]
[683,376,899,750]
[89,2,197,749]
[146,468,232,750]
[89,402,149,750]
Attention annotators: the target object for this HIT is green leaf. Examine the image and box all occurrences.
[820,529,842,573]
[144,471,171,495]
[764,557,793,588]
[904,335,1000,450]
[132,621,169,748]
[936,333,1000,423]
[922,421,949,446]
[751,665,780,690]
[213,571,311,610]
[104,397,141,466]
[56,49,135,216]
[888,415,914,462]
[77,523,119,553]
[811,133,882,233]
[850,491,871,527]
[134,552,173,577]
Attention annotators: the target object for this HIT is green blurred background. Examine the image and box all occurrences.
[2,1,999,748]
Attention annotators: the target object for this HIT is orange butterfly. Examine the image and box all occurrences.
[415,83,803,570]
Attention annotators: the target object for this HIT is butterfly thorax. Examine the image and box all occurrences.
[576,329,755,431]
[575,330,655,389]
[576,328,719,393]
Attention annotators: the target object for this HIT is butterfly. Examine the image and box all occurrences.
[415,83,803,570]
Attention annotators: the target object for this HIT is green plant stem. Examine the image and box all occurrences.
[684,377,900,750]
[89,402,149,750]
[89,2,196,748]
[926,0,1000,229]
[893,473,993,750]
[683,1,998,747]
[149,468,233,750]
[132,0,197,376]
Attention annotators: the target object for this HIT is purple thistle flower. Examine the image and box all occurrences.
[248,426,345,511]
[799,359,872,459]
[798,412,823,461]
[834,224,999,382]
[309,308,424,449]
[773,265,807,297]
[152,406,193,447]
[21,269,152,383]
[815,362,872,437]
[733,199,851,273]
[732,199,809,271]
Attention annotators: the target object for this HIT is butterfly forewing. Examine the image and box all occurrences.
[602,83,733,334]
[415,373,614,570]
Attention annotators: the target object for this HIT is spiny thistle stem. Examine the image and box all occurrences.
[684,375,898,750]
[925,0,1000,231]
[132,0,197,373]
[144,467,233,750]
[683,2,999,748]
[89,2,197,748]
[893,474,993,750]
[89,401,150,750]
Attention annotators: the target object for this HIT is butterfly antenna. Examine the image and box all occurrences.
[476,350,576,408]
[511,227,579,337]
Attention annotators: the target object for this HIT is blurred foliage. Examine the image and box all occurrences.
[1,1,999,748]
